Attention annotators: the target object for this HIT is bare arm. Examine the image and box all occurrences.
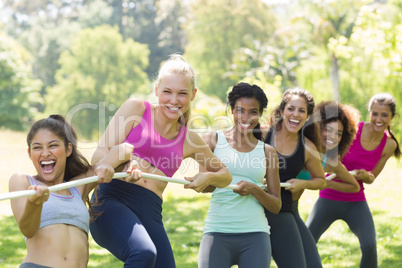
[286,139,326,193]
[81,143,140,197]
[184,130,232,192]
[325,160,360,193]
[234,145,281,214]
[91,98,145,165]
[9,174,50,238]
[354,138,396,184]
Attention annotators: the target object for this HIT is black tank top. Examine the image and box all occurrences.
[264,128,305,212]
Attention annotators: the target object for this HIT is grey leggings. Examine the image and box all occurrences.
[198,232,271,268]
[306,198,377,268]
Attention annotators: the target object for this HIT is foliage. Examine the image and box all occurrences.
[45,25,150,139]
[0,32,42,130]
[184,0,277,100]
[98,0,188,76]
[18,18,81,95]
[231,34,312,92]
[1,0,87,110]
[292,0,371,100]
[331,2,402,140]
[190,91,229,131]
[238,71,283,122]
[0,0,401,140]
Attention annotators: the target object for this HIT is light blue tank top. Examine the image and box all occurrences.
[296,153,327,180]
[28,176,90,234]
[203,131,270,234]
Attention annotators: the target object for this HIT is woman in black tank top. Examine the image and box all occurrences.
[261,88,325,268]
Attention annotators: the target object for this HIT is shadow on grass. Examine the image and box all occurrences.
[163,194,210,268]
[315,208,402,268]
[0,215,26,266]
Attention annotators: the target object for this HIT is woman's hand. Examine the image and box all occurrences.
[27,185,50,205]
[353,169,375,183]
[94,164,115,184]
[233,181,256,196]
[184,172,215,192]
[122,160,142,183]
[284,179,306,193]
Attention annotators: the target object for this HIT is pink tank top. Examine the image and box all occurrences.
[124,101,187,177]
[320,121,387,202]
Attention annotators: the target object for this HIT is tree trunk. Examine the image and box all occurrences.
[330,52,340,101]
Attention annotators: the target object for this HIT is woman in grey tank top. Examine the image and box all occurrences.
[9,115,139,268]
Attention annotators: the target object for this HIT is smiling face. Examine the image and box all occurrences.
[280,95,309,133]
[155,73,196,121]
[28,129,72,183]
[321,120,343,151]
[232,97,262,134]
[369,102,393,132]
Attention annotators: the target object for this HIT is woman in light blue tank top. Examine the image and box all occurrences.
[9,115,138,268]
[198,83,281,268]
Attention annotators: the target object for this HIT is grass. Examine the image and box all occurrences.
[0,130,401,267]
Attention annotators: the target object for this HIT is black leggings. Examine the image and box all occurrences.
[90,182,175,268]
[292,201,322,268]
[265,205,322,268]
[306,198,377,268]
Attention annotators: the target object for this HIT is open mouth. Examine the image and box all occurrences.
[239,122,252,129]
[326,140,335,145]
[166,106,181,113]
[375,122,384,127]
[289,119,300,127]
[41,160,56,174]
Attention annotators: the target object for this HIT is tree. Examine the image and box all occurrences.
[230,31,312,92]
[295,0,371,100]
[184,0,277,100]
[45,25,150,138]
[101,0,188,76]
[0,32,42,130]
[337,1,402,139]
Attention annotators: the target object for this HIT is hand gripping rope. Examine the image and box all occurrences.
[0,172,291,201]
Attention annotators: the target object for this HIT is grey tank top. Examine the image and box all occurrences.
[28,176,90,234]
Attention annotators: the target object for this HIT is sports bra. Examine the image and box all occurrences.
[28,176,89,234]
[124,101,187,177]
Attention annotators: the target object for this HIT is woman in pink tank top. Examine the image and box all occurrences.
[306,93,401,268]
[89,54,232,268]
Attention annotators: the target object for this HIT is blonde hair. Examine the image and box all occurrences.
[156,54,196,126]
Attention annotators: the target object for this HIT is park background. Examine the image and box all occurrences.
[0,0,401,267]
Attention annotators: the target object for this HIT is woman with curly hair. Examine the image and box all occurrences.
[307,93,401,267]
[294,101,361,267]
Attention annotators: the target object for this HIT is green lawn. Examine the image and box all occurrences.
[0,130,401,267]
